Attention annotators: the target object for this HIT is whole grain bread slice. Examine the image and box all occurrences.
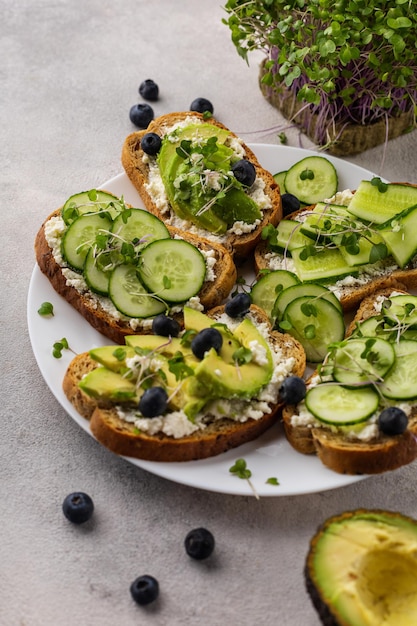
[282,287,417,475]
[62,305,306,462]
[254,198,417,312]
[35,206,237,345]
[121,111,282,259]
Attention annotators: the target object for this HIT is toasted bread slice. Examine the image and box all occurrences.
[63,305,306,462]
[121,112,282,258]
[254,201,417,312]
[35,205,237,345]
[282,288,417,475]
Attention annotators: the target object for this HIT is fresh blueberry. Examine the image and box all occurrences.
[62,492,94,524]
[138,387,168,417]
[152,313,181,337]
[129,103,154,128]
[190,97,214,114]
[138,79,159,101]
[141,132,162,156]
[191,328,223,360]
[185,527,215,560]
[378,407,408,435]
[281,193,301,216]
[130,575,159,605]
[225,293,251,318]
[279,376,307,404]
[232,159,256,187]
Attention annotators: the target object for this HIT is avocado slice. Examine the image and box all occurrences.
[79,367,138,402]
[183,306,242,364]
[89,345,136,373]
[157,123,261,233]
[306,509,417,626]
[192,317,273,399]
[125,334,193,358]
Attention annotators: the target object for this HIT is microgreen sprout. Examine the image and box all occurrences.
[52,338,74,359]
[266,477,280,486]
[38,302,54,317]
[229,458,259,499]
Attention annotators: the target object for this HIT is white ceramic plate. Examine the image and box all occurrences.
[27,144,379,497]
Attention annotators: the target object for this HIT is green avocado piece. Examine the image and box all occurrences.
[79,367,138,402]
[193,317,273,399]
[157,123,260,233]
[125,334,193,358]
[89,345,136,373]
[183,306,242,364]
[306,509,417,626]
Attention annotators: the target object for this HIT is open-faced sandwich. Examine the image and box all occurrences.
[282,288,417,475]
[62,304,306,461]
[255,179,417,311]
[35,190,237,344]
[121,111,282,258]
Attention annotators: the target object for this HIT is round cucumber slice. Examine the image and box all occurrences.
[284,156,338,205]
[273,170,287,193]
[109,264,166,318]
[137,239,206,304]
[111,208,170,245]
[383,295,417,329]
[379,340,417,400]
[332,337,395,386]
[61,213,112,272]
[62,190,123,225]
[83,247,111,296]
[306,384,379,425]
[250,269,299,320]
[273,282,342,322]
[280,295,345,362]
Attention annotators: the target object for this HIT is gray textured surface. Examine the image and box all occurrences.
[2,1,417,624]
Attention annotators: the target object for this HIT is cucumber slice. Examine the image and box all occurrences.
[273,219,315,253]
[273,170,287,193]
[109,264,166,318]
[84,248,111,296]
[378,204,417,268]
[383,295,417,329]
[62,190,123,225]
[284,156,338,205]
[291,246,354,282]
[273,282,342,322]
[350,316,383,338]
[61,213,112,271]
[305,384,379,425]
[331,337,395,386]
[280,295,345,362]
[379,340,417,400]
[250,269,299,320]
[137,239,206,304]
[347,180,417,224]
[111,208,170,245]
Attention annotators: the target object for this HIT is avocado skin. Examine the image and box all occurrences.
[305,509,417,626]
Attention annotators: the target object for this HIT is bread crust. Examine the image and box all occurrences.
[62,305,306,462]
[282,287,417,475]
[254,198,417,312]
[35,205,237,345]
[121,111,282,259]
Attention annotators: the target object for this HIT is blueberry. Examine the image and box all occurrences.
[279,376,307,404]
[378,407,408,435]
[191,328,223,360]
[129,103,154,128]
[185,527,215,560]
[281,193,301,216]
[231,159,256,187]
[152,313,181,337]
[138,387,168,417]
[130,575,159,605]
[138,79,159,101]
[225,293,251,318]
[141,132,162,156]
[62,492,94,524]
[190,97,214,114]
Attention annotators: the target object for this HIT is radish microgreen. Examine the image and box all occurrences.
[38,301,54,317]
[266,477,280,486]
[52,338,73,359]
[229,458,259,499]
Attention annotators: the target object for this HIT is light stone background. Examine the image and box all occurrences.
[2,1,417,625]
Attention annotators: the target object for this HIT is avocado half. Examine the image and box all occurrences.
[305,509,417,626]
